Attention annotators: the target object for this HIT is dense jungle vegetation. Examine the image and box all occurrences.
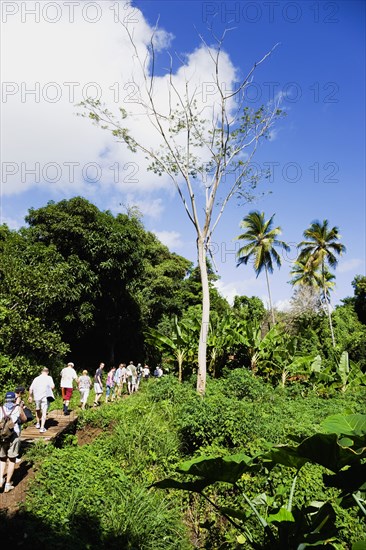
[0,197,365,548]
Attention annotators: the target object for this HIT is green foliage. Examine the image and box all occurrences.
[146,316,199,381]
[352,275,366,325]
[332,304,366,365]
[0,198,196,374]
[145,374,196,405]
[233,296,266,325]
[24,197,147,363]
[0,230,73,368]
[0,352,45,389]
[310,351,366,393]
[221,368,272,401]
[154,413,366,549]
[22,394,190,549]
[27,445,189,549]
[135,231,192,327]
[10,375,364,549]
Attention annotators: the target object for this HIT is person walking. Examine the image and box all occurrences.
[28,367,55,432]
[120,363,127,395]
[78,370,91,410]
[0,391,27,492]
[143,364,150,379]
[105,367,116,403]
[93,362,105,406]
[60,362,78,416]
[14,386,26,463]
[126,361,137,394]
[114,363,124,399]
[136,363,143,390]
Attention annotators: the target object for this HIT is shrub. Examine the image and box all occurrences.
[145,374,196,405]
[220,368,272,401]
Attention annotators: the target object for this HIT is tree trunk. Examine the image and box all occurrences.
[324,291,336,348]
[197,237,210,396]
[265,266,275,325]
[322,264,336,348]
[178,352,183,383]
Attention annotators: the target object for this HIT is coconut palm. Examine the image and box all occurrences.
[297,219,346,347]
[289,257,320,287]
[236,211,290,325]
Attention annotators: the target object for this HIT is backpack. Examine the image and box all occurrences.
[0,406,15,443]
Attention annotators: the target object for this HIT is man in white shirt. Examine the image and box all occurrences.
[60,362,78,416]
[28,368,55,432]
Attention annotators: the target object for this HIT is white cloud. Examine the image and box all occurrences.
[0,214,23,230]
[105,194,165,220]
[275,299,291,312]
[152,230,183,249]
[338,258,364,273]
[2,0,238,206]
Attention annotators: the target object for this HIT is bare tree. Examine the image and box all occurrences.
[79,24,283,395]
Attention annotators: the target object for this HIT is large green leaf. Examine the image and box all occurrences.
[266,432,366,473]
[297,502,337,549]
[267,507,294,524]
[310,354,322,373]
[177,453,257,484]
[323,463,366,493]
[263,445,308,470]
[321,414,366,437]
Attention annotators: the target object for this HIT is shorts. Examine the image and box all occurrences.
[94,383,103,395]
[106,385,114,397]
[35,396,49,414]
[62,387,73,400]
[79,389,90,404]
[0,435,21,459]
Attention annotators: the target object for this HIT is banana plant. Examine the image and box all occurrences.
[207,314,238,377]
[145,315,197,382]
[310,351,366,391]
[153,414,366,549]
[236,319,263,372]
[251,324,315,386]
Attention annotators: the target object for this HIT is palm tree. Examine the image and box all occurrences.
[236,211,289,325]
[297,219,346,347]
[289,257,320,288]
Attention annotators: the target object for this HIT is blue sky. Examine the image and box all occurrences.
[1,0,365,308]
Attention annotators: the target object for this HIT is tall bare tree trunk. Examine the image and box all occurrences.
[265,266,275,325]
[321,262,336,348]
[197,237,210,395]
[178,352,183,383]
[326,298,336,348]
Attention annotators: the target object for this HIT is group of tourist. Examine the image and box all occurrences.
[93,361,151,406]
[0,359,159,493]
[58,360,153,412]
